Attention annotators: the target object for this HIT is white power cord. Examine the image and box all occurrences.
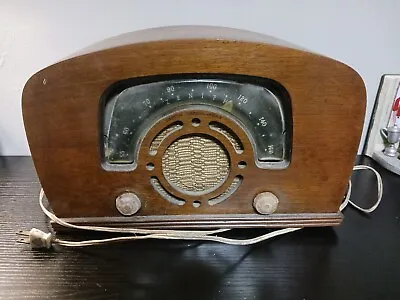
[339,165,383,213]
[17,165,383,249]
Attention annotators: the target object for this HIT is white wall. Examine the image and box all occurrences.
[0,0,399,155]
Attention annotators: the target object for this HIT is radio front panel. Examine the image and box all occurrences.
[22,26,366,229]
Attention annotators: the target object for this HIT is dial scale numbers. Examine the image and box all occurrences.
[103,77,291,168]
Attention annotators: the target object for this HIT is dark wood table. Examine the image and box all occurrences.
[0,156,399,300]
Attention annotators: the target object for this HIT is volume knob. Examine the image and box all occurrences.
[253,192,279,215]
[115,192,141,216]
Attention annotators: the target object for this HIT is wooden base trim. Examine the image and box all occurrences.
[52,213,343,231]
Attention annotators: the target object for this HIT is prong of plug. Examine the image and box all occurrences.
[16,237,30,244]
[16,230,31,236]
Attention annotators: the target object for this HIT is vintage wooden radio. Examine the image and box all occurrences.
[22,26,365,229]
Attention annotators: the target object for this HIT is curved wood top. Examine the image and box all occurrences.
[70,25,309,58]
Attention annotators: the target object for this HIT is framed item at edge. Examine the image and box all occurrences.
[364,74,400,175]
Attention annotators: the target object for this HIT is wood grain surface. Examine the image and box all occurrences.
[22,27,366,227]
[1,156,400,299]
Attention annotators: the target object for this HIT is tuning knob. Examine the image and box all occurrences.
[253,192,279,215]
[116,192,141,216]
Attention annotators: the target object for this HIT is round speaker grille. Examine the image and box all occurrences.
[162,135,230,194]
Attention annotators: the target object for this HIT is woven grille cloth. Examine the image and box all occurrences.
[162,135,230,193]
[150,122,183,152]
[208,176,242,205]
[209,122,243,152]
